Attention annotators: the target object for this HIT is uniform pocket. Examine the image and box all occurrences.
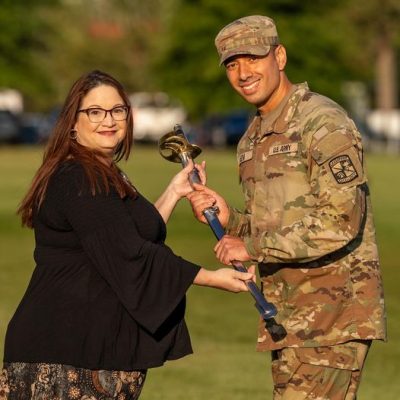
[271,343,363,390]
[271,348,302,387]
[294,345,359,371]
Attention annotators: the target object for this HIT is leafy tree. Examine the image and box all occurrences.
[0,0,170,111]
[152,0,270,118]
[0,0,59,110]
[152,0,400,119]
[343,0,400,109]
[1,0,398,115]
[32,0,169,110]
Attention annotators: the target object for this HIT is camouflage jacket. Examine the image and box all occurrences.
[226,83,386,350]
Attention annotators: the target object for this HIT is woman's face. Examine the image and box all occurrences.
[74,84,127,156]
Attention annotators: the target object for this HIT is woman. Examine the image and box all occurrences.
[0,70,253,400]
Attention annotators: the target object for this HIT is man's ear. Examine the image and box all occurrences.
[274,45,287,71]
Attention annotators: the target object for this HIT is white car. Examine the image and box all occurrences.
[130,92,187,142]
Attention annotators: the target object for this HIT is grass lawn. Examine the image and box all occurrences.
[0,144,399,399]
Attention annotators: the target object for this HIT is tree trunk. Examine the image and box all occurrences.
[376,34,398,109]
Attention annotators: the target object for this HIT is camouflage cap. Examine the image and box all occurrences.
[215,15,279,65]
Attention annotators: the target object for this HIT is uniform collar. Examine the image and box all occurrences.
[248,82,310,141]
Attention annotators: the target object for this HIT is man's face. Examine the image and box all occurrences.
[224,46,286,114]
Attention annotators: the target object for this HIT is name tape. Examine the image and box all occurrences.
[269,142,299,156]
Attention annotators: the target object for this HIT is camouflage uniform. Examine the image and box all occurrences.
[214,15,386,398]
[224,82,386,398]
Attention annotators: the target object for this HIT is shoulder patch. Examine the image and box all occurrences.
[311,130,354,165]
[329,155,358,184]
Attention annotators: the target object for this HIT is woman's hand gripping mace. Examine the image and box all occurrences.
[159,124,287,342]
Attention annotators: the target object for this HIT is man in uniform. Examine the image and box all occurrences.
[187,15,386,400]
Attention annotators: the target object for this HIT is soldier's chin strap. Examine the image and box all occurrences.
[159,124,287,342]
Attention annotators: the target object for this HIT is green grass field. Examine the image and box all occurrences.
[0,145,399,399]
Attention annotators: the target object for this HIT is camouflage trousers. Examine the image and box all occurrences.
[271,340,371,400]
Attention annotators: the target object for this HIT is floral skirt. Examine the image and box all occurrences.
[0,362,146,400]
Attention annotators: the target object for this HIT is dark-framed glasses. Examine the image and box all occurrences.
[78,105,129,123]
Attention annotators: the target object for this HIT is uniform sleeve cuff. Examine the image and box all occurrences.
[225,206,242,235]
[244,235,265,263]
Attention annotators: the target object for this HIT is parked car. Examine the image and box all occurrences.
[130,92,186,142]
[196,109,253,146]
[18,112,57,144]
[20,107,61,144]
[0,110,20,143]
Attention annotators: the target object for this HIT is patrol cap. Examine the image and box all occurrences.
[215,15,279,65]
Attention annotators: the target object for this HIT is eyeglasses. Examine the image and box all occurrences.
[78,106,129,123]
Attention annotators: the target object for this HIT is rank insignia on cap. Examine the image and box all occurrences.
[329,155,358,184]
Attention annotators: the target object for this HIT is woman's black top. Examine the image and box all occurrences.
[4,161,201,371]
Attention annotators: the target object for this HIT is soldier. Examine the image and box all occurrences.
[187,15,386,400]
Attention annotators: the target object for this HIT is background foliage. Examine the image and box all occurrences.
[0,0,399,117]
[0,0,59,110]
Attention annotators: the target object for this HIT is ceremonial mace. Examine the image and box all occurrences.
[159,124,286,342]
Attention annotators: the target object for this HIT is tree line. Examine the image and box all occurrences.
[0,0,398,119]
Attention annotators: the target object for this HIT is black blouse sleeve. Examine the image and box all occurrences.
[48,163,201,334]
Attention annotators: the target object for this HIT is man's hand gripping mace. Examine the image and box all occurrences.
[159,124,287,342]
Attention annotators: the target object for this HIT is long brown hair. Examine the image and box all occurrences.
[18,70,136,228]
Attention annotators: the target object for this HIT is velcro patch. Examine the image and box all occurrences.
[329,155,358,184]
[269,142,299,156]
